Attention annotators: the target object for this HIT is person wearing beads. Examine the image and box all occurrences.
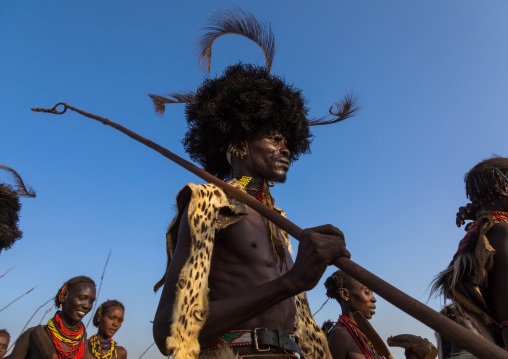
[323,270,384,359]
[433,156,508,354]
[0,330,10,359]
[7,276,96,359]
[152,8,354,359]
[84,300,127,359]
[324,271,437,359]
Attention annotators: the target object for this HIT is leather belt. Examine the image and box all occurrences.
[200,328,303,357]
[252,328,303,356]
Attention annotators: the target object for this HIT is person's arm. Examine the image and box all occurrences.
[152,204,349,354]
[486,223,508,349]
[5,328,32,359]
[201,223,348,344]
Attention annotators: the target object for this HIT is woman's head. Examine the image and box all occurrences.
[93,300,125,339]
[324,270,377,319]
[54,276,96,324]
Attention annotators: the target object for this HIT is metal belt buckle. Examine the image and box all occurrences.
[253,328,270,352]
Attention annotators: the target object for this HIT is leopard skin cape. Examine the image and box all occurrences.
[156,180,332,358]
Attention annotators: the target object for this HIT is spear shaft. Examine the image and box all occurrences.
[32,103,508,359]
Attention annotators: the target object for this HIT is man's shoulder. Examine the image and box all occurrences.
[176,181,245,209]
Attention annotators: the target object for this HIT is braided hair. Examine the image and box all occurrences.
[465,156,508,208]
[92,299,125,327]
[54,276,96,309]
[324,270,356,303]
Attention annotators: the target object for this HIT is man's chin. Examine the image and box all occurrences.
[268,171,288,183]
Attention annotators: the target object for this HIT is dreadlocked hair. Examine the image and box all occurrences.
[0,329,9,338]
[324,270,356,302]
[183,62,312,180]
[54,276,96,309]
[92,299,125,327]
[465,156,508,209]
[0,184,22,253]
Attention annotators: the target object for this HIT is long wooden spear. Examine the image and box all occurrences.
[32,103,508,359]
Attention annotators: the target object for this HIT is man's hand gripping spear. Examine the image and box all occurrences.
[32,102,508,359]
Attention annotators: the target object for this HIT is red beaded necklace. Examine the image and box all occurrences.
[46,311,86,359]
[338,315,384,359]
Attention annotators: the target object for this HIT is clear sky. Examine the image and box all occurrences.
[1,1,508,357]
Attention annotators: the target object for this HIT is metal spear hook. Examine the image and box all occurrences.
[32,103,508,359]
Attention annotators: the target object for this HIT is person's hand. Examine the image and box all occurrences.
[287,224,349,293]
[456,203,479,228]
[387,334,438,359]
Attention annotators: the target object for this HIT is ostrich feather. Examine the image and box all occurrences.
[148,91,196,116]
[195,6,276,74]
[309,93,360,126]
[0,165,36,198]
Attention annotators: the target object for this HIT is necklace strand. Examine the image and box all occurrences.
[89,334,117,359]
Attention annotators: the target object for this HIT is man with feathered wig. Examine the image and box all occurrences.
[152,8,356,359]
[433,156,508,356]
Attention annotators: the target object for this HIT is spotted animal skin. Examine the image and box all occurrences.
[161,180,331,359]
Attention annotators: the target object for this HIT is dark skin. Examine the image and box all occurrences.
[0,334,9,359]
[153,130,350,356]
[456,198,508,349]
[327,280,378,359]
[7,282,96,359]
[84,306,127,359]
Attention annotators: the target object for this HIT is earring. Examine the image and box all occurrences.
[228,144,244,159]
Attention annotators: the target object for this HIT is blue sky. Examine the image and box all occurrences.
[1,1,508,357]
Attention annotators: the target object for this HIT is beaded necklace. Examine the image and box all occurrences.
[454,211,508,258]
[46,311,86,359]
[88,334,117,359]
[338,315,384,359]
[236,176,288,272]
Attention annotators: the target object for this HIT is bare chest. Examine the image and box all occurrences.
[208,207,293,296]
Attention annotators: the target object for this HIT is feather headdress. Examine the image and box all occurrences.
[148,6,358,124]
[0,165,36,253]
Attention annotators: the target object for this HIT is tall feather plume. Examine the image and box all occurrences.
[308,93,360,126]
[0,165,36,198]
[148,91,196,116]
[195,6,277,74]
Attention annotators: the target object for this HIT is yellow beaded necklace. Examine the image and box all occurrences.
[88,334,116,359]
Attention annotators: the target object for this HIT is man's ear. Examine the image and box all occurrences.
[339,288,349,302]
[231,141,248,157]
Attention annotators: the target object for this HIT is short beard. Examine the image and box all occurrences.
[268,171,287,183]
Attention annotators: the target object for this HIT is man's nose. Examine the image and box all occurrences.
[280,143,290,157]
